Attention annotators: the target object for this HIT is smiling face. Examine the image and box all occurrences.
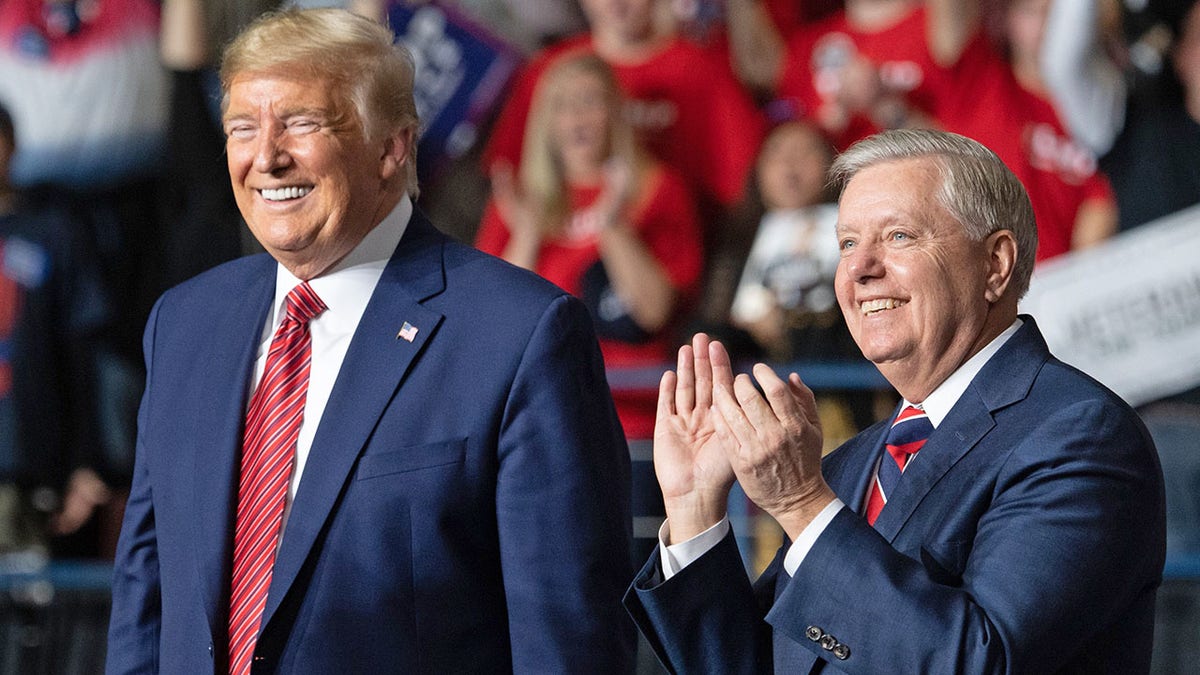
[549,70,614,180]
[834,158,1013,401]
[223,72,410,279]
[757,123,832,211]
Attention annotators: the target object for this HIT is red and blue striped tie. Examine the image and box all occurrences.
[228,282,326,674]
[865,405,932,526]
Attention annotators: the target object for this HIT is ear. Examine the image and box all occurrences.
[379,126,415,181]
[983,229,1017,303]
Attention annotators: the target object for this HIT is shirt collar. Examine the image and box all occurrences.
[269,195,413,327]
[906,317,1023,427]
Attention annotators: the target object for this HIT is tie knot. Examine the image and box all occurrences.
[886,405,932,460]
[284,282,327,324]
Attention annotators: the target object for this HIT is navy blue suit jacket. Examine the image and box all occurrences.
[627,318,1165,674]
[107,212,635,673]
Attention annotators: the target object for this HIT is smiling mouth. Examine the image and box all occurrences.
[860,298,907,315]
[259,186,313,202]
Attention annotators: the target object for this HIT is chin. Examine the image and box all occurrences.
[857,339,908,366]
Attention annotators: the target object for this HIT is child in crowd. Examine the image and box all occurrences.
[728,120,847,363]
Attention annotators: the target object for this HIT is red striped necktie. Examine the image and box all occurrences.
[865,405,932,526]
[228,282,326,674]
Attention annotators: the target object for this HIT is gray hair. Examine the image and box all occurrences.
[220,8,421,198]
[829,129,1038,299]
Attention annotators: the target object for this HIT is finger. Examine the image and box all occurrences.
[709,398,739,458]
[656,369,678,425]
[712,373,758,453]
[692,333,713,412]
[675,344,695,415]
[788,372,821,426]
[707,338,736,406]
[732,370,781,433]
[752,363,802,426]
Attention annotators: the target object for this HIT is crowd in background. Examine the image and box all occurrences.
[0,0,1198,564]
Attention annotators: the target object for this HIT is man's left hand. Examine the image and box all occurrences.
[708,342,837,541]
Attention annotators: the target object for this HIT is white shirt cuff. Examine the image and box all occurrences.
[782,498,845,576]
[659,516,731,580]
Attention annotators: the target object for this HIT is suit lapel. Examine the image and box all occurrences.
[261,212,448,627]
[871,318,1050,540]
[191,259,277,638]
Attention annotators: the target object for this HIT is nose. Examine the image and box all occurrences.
[252,126,292,174]
[842,240,885,284]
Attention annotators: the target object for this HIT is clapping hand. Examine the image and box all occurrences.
[654,333,738,544]
[709,349,836,542]
[655,334,837,544]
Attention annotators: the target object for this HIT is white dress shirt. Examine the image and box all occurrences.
[661,317,1024,579]
[248,195,412,538]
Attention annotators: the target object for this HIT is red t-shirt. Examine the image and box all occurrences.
[475,165,703,439]
[939,35,1115,261]
[777,6,952,150]
[482,35,765,208]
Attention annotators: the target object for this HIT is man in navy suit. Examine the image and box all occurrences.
[106,8,634,673]
[626,129,1165,673]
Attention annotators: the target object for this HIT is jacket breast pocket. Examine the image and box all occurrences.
[355,438,467,481]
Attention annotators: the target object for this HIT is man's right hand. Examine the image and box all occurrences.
[654,333,737,544]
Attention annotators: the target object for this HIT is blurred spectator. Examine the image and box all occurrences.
[476,54,703,439]
[482,0,765,213]
[0,102,113,557]
[934,0,1119,261]
[726,0,954,149]
[722,0,843,98]
[156,0,245,289]
[1039,0,1127,156]
[0,0,171,545]
[0,0,166,189]
[1102,0,1200,230]
[671,0,840,97]
[726,121,847,363]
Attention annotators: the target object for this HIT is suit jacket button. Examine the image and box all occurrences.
[833,643,851,660]
[805,625,823,642]
[819,634,837,651]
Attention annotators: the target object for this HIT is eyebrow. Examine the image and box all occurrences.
[278,107,330,120]
[222,106,331,125]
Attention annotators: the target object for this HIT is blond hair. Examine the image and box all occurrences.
[220,8,421,197]
[519,53,647,235]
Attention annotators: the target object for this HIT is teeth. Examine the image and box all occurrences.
[861,298,906,315]
[260,186,312,201]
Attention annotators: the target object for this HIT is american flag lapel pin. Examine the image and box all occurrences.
[397,321,419,342]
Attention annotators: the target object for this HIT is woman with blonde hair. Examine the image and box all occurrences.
[477,53,703,439]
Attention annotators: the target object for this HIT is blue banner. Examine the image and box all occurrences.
[387,1,522,184]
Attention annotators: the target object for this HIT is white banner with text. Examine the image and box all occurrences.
[1021,205,1200,407]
